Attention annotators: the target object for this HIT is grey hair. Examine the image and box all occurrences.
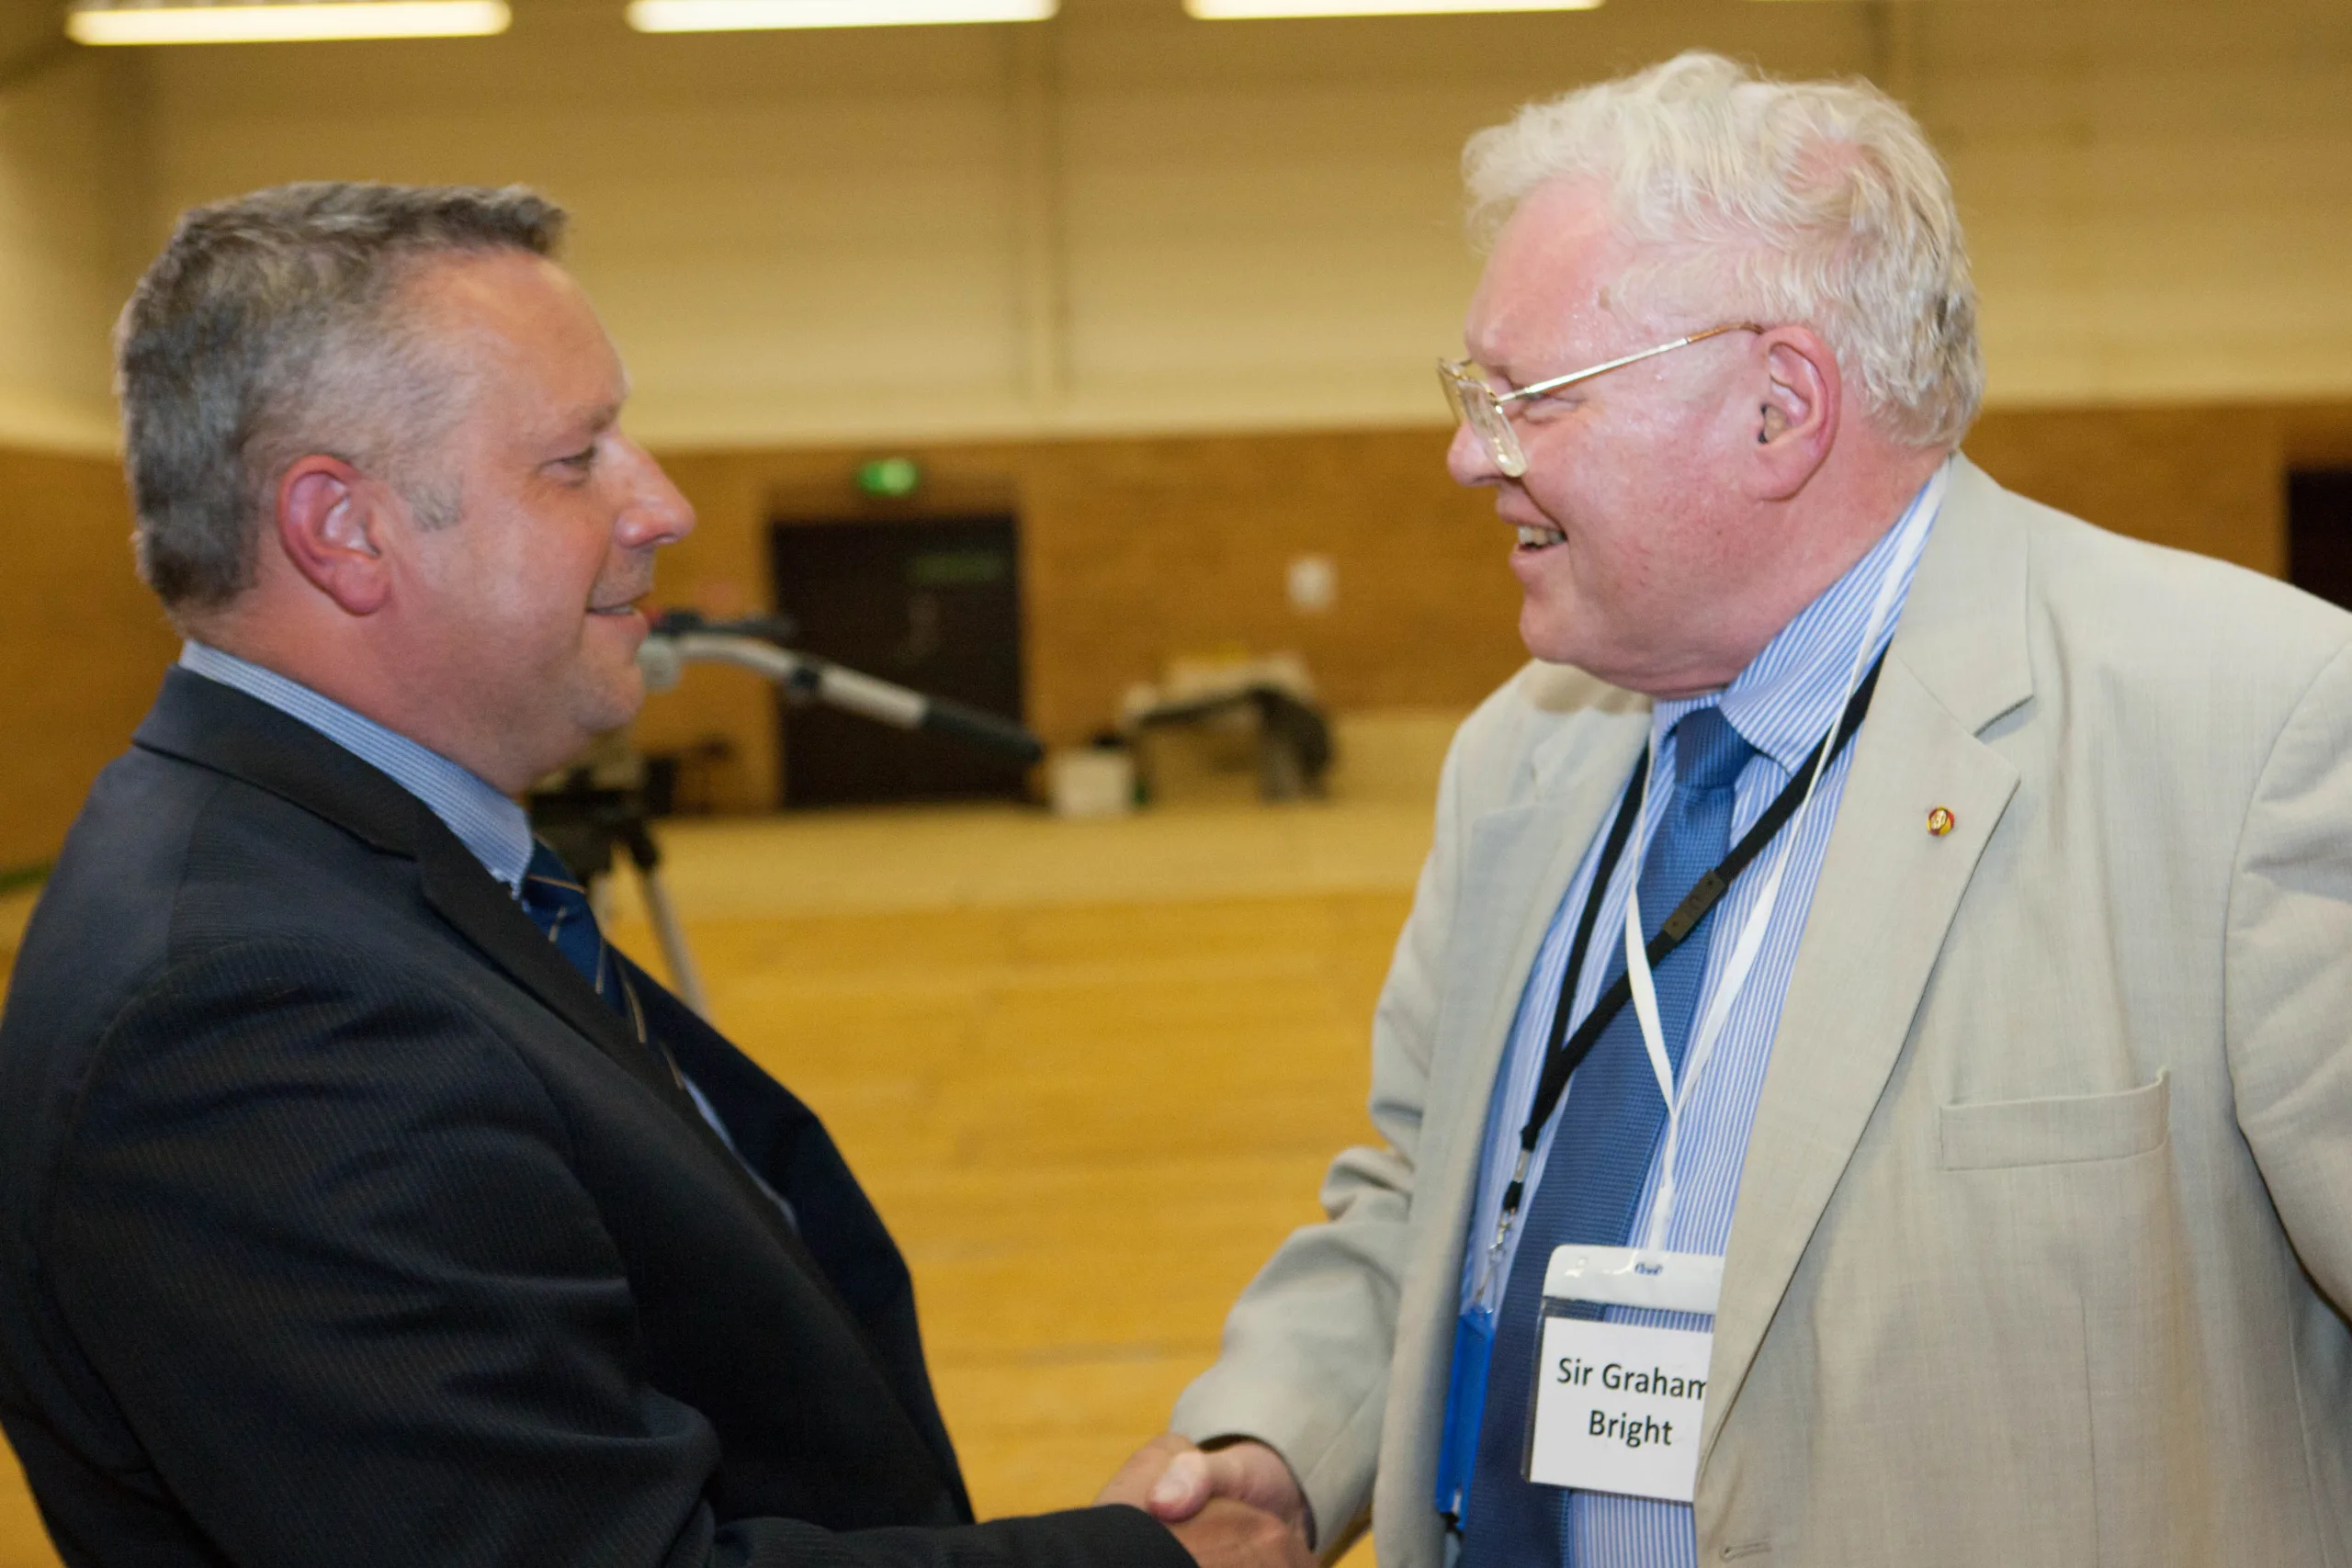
[1464,51,1981,448]
[117,181,568,615]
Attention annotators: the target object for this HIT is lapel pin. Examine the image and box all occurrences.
[1927,806,1955,837]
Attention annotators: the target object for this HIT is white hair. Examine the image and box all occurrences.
[1464,51,1981,448]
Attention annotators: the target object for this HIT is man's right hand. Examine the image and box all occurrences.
[1099,1433,1315,1568]
[1159,1496,1317,1568]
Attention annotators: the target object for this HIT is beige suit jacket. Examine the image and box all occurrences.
[1175,456,2352,1566]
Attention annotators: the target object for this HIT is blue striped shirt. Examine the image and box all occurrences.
[181,642,536,891]
[1457,464,1947,1568]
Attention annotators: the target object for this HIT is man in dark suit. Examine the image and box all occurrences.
[0,182,1309,1568]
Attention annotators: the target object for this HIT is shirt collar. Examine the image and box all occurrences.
[178,641,537,895]
[1653,460,1948,773]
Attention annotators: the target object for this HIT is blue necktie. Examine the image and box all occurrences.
[521,843,807,1231]
[519,840,648,1039]
[1459,705,1755,1568]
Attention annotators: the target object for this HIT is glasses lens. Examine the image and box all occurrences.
[1484,406,1526,478]
[1438,361,1529,479]
[1437,361,1474,425]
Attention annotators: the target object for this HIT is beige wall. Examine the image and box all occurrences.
[1938,1,2352,406]
[0,26,144,453]
[3,0,2345,450]
[124,0,2352,452]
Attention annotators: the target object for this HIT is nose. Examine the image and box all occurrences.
[612,434,696,547]
[1446,420,1505,488]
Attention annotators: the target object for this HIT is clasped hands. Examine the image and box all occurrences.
[1098,1433,1317,1568]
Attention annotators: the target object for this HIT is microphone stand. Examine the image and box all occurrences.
[531,613,1047,1018]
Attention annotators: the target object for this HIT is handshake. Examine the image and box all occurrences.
[1097,1433,1322,1568]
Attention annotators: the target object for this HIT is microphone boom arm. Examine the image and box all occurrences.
[640,628,1045,765]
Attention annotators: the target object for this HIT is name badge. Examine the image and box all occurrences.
[1524,1246,1720,1505]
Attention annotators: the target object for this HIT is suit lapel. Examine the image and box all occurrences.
[1408,702,1651,1351]
[134,669,692,1109]
[412,836,685,1106]
[1700,456,2033,1461]
[1385,693,1652,1543]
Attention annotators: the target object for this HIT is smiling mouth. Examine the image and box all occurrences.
[588,597,645,617]
[1515,524,1566,550]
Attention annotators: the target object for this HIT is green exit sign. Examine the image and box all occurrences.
[855,457,922,498]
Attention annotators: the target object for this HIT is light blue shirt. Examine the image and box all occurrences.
[182,641,536,892]
[177,642,770,1198]
[1458,466,1946,1568]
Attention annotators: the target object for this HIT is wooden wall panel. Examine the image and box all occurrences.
[12,400,2352,861]
[2285,404,2352,473]
[0,447,176,873]
[1962,404,2291,577]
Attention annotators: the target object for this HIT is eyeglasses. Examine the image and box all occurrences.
[1438,322,1764,478]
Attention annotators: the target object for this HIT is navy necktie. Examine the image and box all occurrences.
[519,840,650,1043]
[1460,705,1755,1568]
[521,843,808,1232]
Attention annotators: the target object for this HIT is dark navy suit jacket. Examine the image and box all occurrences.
[0,670,1186,1568]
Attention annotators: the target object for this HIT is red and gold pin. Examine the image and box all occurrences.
[1926,806,1955,837]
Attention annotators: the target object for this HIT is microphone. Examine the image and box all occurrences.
[638,611,1044,764]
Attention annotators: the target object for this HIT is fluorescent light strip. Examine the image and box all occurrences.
[628,0,1053,28]
[67,0,509,44]
[1187,0,1595,15]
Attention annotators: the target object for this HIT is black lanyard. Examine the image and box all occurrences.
[1487,649,1890,1247]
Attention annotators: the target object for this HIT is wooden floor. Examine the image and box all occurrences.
[0,779,1446,1566]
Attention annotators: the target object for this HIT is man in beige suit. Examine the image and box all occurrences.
[1099,51,2352,1568]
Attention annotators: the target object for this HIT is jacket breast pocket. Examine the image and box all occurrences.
[1938,1070,2170,1169]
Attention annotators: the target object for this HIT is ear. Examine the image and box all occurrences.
[1747,326,1840,501]
[275,455,393,616]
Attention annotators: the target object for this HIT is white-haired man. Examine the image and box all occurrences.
[1101,52,2352,1568]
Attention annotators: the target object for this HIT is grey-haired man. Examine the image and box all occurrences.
[0,182,1311,1568]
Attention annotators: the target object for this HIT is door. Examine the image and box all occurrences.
[768,514,1027,808]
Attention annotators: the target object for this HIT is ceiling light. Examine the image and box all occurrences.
[65,0,510,44]
[1185,0,1595,15]
[628,0,1054,28]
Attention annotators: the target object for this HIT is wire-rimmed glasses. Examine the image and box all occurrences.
[1438,322,1764,478]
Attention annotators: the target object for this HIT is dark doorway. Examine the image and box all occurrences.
[2288,469,2352,613]
[768,514,1027,808]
